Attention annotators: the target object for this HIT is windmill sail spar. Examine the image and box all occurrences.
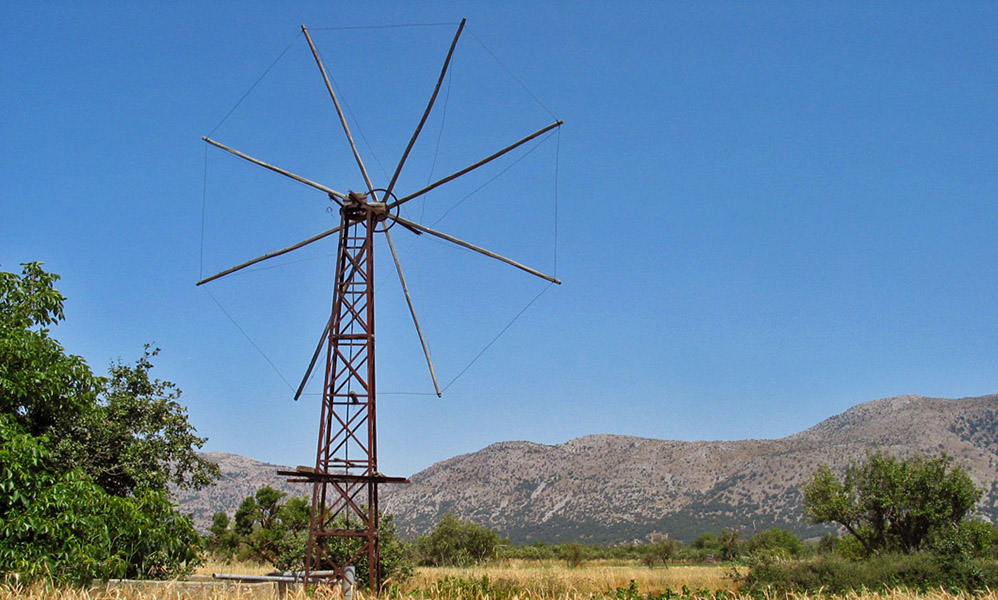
[302,26,378,198]
[202,137,346,202]
[383,18,466,204]
[390,215,562,285]
[387,120,563,211]
[196,223,346,286]
[295,315,333,401]
[385,228,442,397]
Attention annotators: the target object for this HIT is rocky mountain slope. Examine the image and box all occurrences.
[179,394,998,543]
[171,452,298,531]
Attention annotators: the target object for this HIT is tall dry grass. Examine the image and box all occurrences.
[408,560,737,595]
[4,564,998,600]
[193,560,274,577]
[5,585,998,600]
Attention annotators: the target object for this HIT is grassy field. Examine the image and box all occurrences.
[407,560,738,596]
[192,559,736,595]
[3,563,997,600]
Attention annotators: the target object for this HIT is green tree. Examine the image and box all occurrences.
[253,486,286,530]
[1,263,218,498]
[207,512,241,560]
[641,538,682,567]
[802,450,983,556]
[216,487,412,587]
[0,263,99,436]
[747,528,804,559]
[0,263,215,584]
[691,532,720,561]
[557,540,589,568]
[59,346,219,497]
[322,512,413,588]
[718,527,743,561]
[234,495,258,537]
[0,414,201,584]
[415,513,505,567]
[237,487,302,569]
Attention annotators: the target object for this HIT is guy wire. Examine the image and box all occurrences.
[468,30,557,121]
[207,30,303,138]
[440,282,555,394]
[203,287,295,393]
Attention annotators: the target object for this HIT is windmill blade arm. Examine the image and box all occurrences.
[387,120,563,211]
[295,315,333,401]
[382,18,466,202]
[390,215,561,285]
[385,229,442,397]
[301,26,377,199]
[197,223,345,286]
[203,136,347,203]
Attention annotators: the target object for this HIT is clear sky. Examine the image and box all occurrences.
[3,2,996,478]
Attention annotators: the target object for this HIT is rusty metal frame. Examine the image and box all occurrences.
[279,199,407,591]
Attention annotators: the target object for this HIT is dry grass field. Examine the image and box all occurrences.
[407,560,738,595]
[3,563,995,600]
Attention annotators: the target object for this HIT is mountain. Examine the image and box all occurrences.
[171,452,299,530]
[178,394,998,543]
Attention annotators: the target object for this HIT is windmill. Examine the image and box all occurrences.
[198,19,561,590]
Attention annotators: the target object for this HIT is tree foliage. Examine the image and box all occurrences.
[1,263,218,498]
[0,263,215,584]
[0,263,99,436]
[58,346,220,497]
[0,415,201,584]
[802,450,983,556]
[747,527,804,559]
[641,538,682,567]
[208,487,413,587]
[415,513,505,567]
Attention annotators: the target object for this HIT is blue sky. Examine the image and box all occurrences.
[3,2,996,478]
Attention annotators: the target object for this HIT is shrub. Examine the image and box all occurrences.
[743,552,998,593]
[802,451,982,556]
[0,415,201,585]
[747,528,804,559]
[415,514,505,567]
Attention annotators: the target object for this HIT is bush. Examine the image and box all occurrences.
[209,487,412,588]
[743,552,998,594]
[0,415,201,584]
[557,541,589,568]
[747,528,804,559]
[415,514,505,567]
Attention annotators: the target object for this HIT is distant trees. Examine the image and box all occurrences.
[222,486,310,570]
[0,263,217,584]
[802,450,983,556]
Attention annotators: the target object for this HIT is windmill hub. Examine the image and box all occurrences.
[341,190,388,224]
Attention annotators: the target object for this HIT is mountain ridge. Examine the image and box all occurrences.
[176,393,998,543]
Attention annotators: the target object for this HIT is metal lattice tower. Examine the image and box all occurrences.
[280,194,407,590]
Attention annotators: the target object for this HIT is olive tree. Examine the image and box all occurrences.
[415,513,505,566]
[802,450,982,555]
